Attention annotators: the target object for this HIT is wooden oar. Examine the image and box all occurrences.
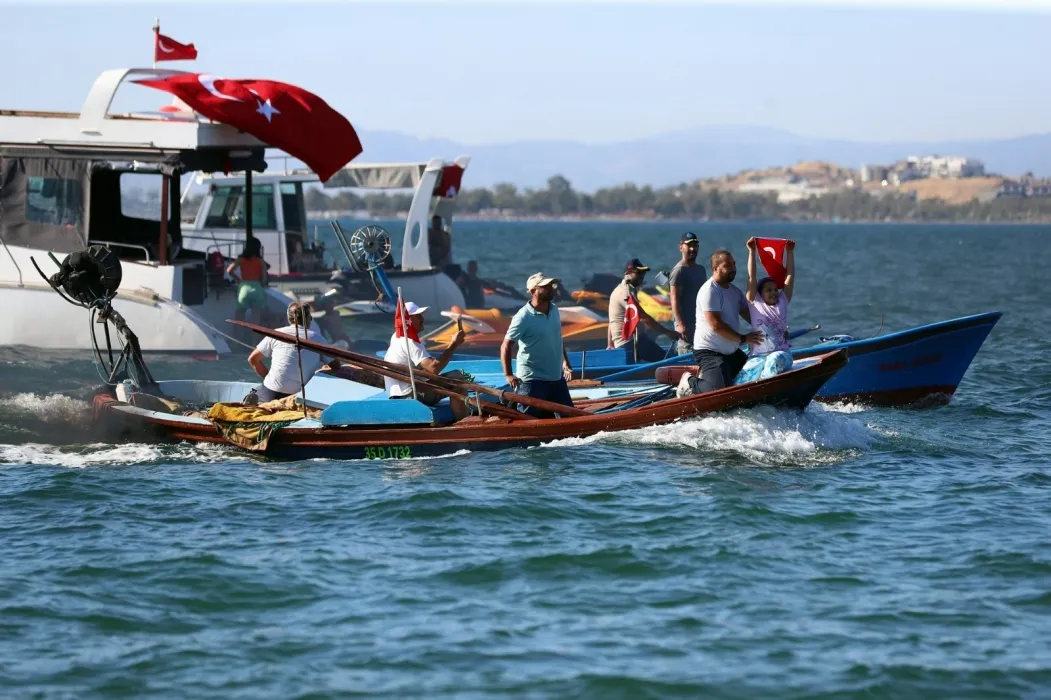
[229,320,591,418]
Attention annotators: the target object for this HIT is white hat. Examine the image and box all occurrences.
[526,272,559,292]
[403,301,429,316]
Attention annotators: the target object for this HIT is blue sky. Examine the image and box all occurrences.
[5,1,1051,145]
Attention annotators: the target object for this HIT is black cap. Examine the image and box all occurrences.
[625,258,650,272]
[680,231,699,244]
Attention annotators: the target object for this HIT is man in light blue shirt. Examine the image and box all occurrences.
[500,272,574,418]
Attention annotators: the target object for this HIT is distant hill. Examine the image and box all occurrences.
[350,126,1051,191]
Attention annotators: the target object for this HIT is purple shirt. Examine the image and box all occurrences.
[748,294,790,355]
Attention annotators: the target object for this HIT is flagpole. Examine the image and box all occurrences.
[397,286,418,401]
[294,312,308,420]
[152,18,159,69]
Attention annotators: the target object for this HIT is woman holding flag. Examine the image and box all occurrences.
[745,237,796,355]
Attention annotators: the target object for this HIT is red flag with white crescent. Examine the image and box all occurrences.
[755,237,789,288]
[154,31,198,62]
[434,165,464,198]
[622,293,640,341]
[394,298,421,343]
[134,73,363,181]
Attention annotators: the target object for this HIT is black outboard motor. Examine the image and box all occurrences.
[47,244,123,307]
[32,245,159,394]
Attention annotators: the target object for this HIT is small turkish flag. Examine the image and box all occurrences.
[755,237,789,288]
[135,73,363,181]
[622,293,640,341]
[154,31,198,62]
[434,165,464,198]
[395,298,421,343]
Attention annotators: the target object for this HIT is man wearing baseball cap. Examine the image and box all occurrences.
[669,231,707,354]
[500,272,575,418]
[383,301,466,402]
[607,258,679,362]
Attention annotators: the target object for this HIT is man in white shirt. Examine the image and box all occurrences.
[383,301,466,404]
[692,250,764,394]
[246,302,336,403]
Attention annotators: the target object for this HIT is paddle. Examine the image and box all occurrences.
[788,324,820,341]
[229,320,592,419]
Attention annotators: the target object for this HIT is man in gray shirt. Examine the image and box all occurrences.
[669,231,707,354]
[692,250,764,393]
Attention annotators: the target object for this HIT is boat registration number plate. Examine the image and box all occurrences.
[363,445,412,460]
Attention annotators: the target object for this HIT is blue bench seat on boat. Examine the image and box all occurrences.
[321,394,456,427]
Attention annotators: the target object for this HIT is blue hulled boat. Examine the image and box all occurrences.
[445,311,1002,408]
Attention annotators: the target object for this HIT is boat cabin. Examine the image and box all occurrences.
[185,156,471,278]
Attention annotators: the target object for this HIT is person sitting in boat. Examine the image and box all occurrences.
[456,260,486,309]
[691,251,765,394]
[500,273,575,418]
[245,302,337,404]
[745,236,796,356]
[383,301,467,405]
[608,258,679,362]
[227,238,270,325]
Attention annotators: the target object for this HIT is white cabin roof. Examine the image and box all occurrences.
[0,68,266,152]
[197,156,471,190]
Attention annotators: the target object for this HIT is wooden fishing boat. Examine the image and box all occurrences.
[89,322,848,460]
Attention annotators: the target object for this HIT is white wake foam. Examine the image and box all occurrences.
[3,392,93,430]
[537,403,878,463]
[0,442,232,468]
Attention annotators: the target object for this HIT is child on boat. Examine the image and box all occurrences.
[733,237,796,384]
[227,237,270,327]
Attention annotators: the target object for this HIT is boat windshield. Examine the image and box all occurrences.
[203,184,276,230]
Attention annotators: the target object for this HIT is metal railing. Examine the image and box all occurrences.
[90,240,152,263]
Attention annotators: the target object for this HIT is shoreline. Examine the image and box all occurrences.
[308,211,1051,226]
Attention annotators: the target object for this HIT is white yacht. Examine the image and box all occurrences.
[0,67,302,356]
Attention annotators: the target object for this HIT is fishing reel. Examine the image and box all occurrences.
[347,224,392,272]
[35,244,123,308]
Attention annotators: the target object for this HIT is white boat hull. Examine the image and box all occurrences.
[0,283,232,355]
[0,246,290,355]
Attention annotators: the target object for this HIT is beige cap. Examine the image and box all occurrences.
[526,272,559,292]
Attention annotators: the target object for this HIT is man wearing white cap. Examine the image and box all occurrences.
[383,301,465,401]
[500,272,575,418]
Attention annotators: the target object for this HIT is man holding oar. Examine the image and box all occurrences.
[500,273,575,418]
[383,301,466,403]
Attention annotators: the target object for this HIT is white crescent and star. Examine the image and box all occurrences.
[194,76,280,123]
[157,39,175,54]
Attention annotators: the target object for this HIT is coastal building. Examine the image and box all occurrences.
[906,155,985,179]
[736,176,829,203]
[861,155,984,184]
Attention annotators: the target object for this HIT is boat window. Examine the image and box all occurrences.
[119,173,171,221]
[203,184,276,229]
[280,182,303,232]
[26,176,84,227]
